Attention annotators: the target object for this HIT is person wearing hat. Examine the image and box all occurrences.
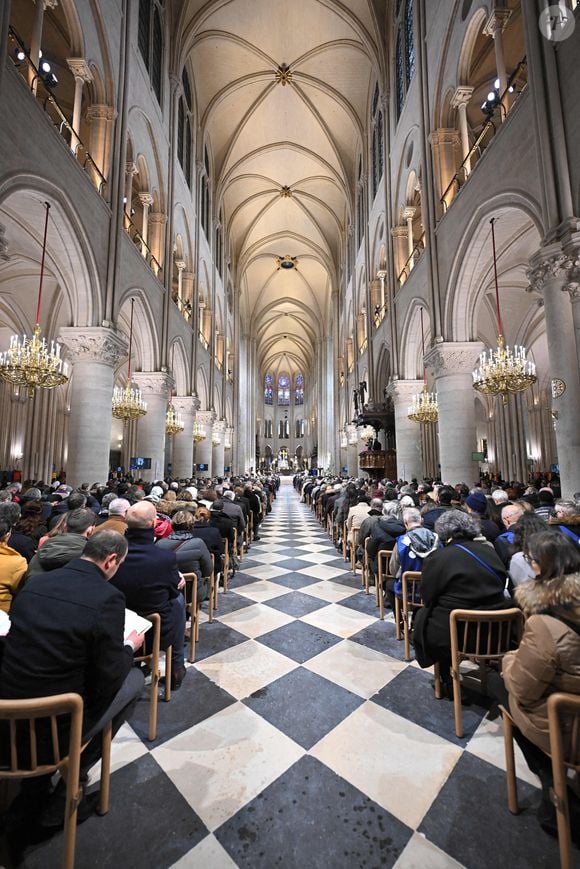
[422,486,456,531]
[535,488,555,521]
[464,491,500,542]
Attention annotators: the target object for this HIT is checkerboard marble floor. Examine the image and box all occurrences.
[21,479,573,868]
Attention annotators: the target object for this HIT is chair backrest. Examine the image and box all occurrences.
[450,608,523,661]
[377,549,393,577]
[548,692,580,771]
[401,570,423,608]
[0,693,83,778]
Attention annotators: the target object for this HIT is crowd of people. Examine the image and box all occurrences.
[0,472,279,851]
[295,471,580,843]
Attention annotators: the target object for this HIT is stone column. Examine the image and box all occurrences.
[346,425,358,476]
[403,206,416,264]
[133,372,174,482]
[87,104,114,184]
[562,247,580,369]
[182,270,194,323]
[391,225,408,283]
[138,192,153,255]
[171,396,198,479]
[194,410,215,477]
[224,426,234,473]
[527,251,580,496]
[386,380,424,482]
[450,86,474,175]
[425,342,484,485]
[430,128,462,213]
[148,212,166,277]
[66,58,93,154]
[212,419,226,477]
[29,0,58,93]
[124,162,137,227]
[483,8,512,118]
[59,326,127,488]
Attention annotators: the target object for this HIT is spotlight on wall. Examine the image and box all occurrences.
[41,60,51,73]
[15,48,26,62]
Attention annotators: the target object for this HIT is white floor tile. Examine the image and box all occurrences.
[303,639,407,698]
[216,602,294,638]
[195,639,298,699]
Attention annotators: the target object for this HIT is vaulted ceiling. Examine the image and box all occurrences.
[177,0,382,379]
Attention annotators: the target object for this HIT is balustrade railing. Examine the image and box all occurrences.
[124,211,163,277]
[397,233,426,286]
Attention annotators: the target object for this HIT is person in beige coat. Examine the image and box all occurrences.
[0,519,28,612]
[501,530,580,840]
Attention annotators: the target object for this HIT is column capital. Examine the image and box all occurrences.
[133,371,174,398]
[66,58,93,82]
[424,341,484,377]
[138,191,154,207]
[86,104,116,122]
[526,245,571,295]
[196,409,216,425]
[148,211,167,226]
[213,418,227,434]
[35,0,58,8]
[385,379,424,404]
[174,258,186,272]
[429,127,461,147]
[172,395,200,415]
[402,206,416,221]
[450,86,474,108]
[483,8,512,37]
[391,225,408,239]
[125,161,137,177]
[59,326,127,366]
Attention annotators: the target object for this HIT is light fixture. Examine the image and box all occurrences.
[15,48,25,62]
[0,201,69,397]
[358,424,376,442]
[165,404,184,436]
[340,430,348,449]
[193,419,206,443]
[211,430,221,447]
[408,307,438,424]
[275,255,298,270]
[472,217,536,405]
[41,60,51,73]
[112,298,147,423]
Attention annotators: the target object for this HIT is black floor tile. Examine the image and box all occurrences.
[128,669,236,747]
[274,557,320,571]
[268,572,323,590]
[419,753,563,869]
[256,619,342,663]
[338,591,380,616]
[371,666,490,746]
[330,573,365,588]
[215,755,412,868]
[264,591,329,617]
[244,668,362,749]
[213,592,255,616]
[349,620,407,660]
[19,754,208,869]
[193,620,249,662]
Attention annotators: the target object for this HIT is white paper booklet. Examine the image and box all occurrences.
[0,610,10,637]
[124,609,152,640]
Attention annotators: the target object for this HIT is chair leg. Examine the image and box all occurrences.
[188,577,197,664]
[213,570,219,612]
[451,667,463,738]
[164,646,172,703]
[62,770,80,869]
[551,756,573,869]
[395,597,401,641]
[208,575,214,624]
[433,662,443,699]
[403,602,411,662]
[195,608,200,642]
[98,721,112,816]
[223,551,229,593]
[500,709,519,814]
[149,651,159,742]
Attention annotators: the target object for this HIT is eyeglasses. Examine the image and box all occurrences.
[524,553,538,565]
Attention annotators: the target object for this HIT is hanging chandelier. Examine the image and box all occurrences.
[340,429,348,449]
[358,424,376,442]
[472,218,536,405]
[165,404,184,435]
[408,307,439,424]
[0,202,69,398]
[211,430,221,447]
[224,429,232,450]
[112,298,147,423]
[193,419,206,443]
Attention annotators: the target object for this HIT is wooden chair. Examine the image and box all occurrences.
[350,527,360,574]
[0,693,112,869]
[501,693,580,869]
[362,537,370,591]
[399,571,424,662]
[132,613,172,741]
[449,608,523,738]
[376,549,393,621]
[342,521,349,562]
[220,538,230,593]
[183,571,199,663]
[233,527,240,563]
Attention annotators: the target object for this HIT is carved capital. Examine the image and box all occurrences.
[385,379,424,406]
[132,371,174,397]
[451,86,474,109]
[66,58,93,83]
[526,247,571,295]
[0,223,9,261]
[402,206,416,222]
[87,104,115,122]
[212,418,227,434]
[172,396,199,416]
[424,341,484,377]
[138,192,154,207]
[391,225,408,239]
[483,8,512,37]
[174,259,186,271]
[148,212,167,225]
[59,326,127,366]
[125,162,137,177]
[195,409,216,425]
[430,128,461,148]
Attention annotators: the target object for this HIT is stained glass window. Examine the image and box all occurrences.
[138,0,150,67]
[295,373,304,405]
[278,374,290,406]
[395,0,415,119]
[264,374,273,405]
[405,0,415,85]
[182,68,192,110]
[396,34,404,117]
[177,98,184,169]
[151,8,162,103]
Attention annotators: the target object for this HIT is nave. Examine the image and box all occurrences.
[19,479,565,869]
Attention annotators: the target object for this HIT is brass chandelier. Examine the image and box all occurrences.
[112,298,147,423]
[193,419,206,443]
[408,307,438,424]
[0,202,69,397]
[472,218,536,405]
[165,404,184,435]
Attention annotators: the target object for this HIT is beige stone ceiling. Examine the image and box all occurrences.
[178,0,381,378]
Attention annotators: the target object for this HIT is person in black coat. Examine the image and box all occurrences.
[156,511,213,603]
[0,532,144,822]
[209,500,236,555]
[190,506,225,563]
[111,502,187,688]
[366,502,405,584]
[244,485,263,540]
[413,510,510,691]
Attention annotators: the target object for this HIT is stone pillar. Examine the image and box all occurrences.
[171,396,198,479]
[87,104,114,184]
[430,129,461,213]
[138,192,153,254]
[425,342,484,485]
[29,0,57,93]
[124,162,137,227]
[224,426,234,473]
[182,270,194,322]
[346,425,358,476]
[483,8,512,118]
[66,58,93,154]
[527,251,580,496]
[133,372,174,482]
[59,327,127,488]
[148,212,166,276]
[386,380,424,482]
[562,247,580,369]
[403,206,416,263]
[212,419,226,477]
[451,86,474,175]
[391,225,408,283]
[194,410,215,477]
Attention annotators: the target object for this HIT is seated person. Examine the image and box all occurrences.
[0,518,28,612]
[0,501,35,562]
[464,491,500,542]
[209,500,236,561]
[111,502,187,689]
[508,513,548,588]
[494,503,525,567]
[221,490,246,555]
[156,510,213,602]
[0,531,144,828]
[499,531,580,841]
[387,507,439,611]
[549,499,580,546]
[26,507,96,577]
[413,509,509,695]
[367,501,405,585]
[190,506,225,564]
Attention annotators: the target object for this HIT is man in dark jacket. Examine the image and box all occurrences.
[366,502,405,585]
[27,507,96,577]
[210,499,236,556]
[0,501,35,562]
[422,486,456,530]
[111,502,187,688]
[0,531,144,822]
[244,485,263,540]
[464,491,500,542]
